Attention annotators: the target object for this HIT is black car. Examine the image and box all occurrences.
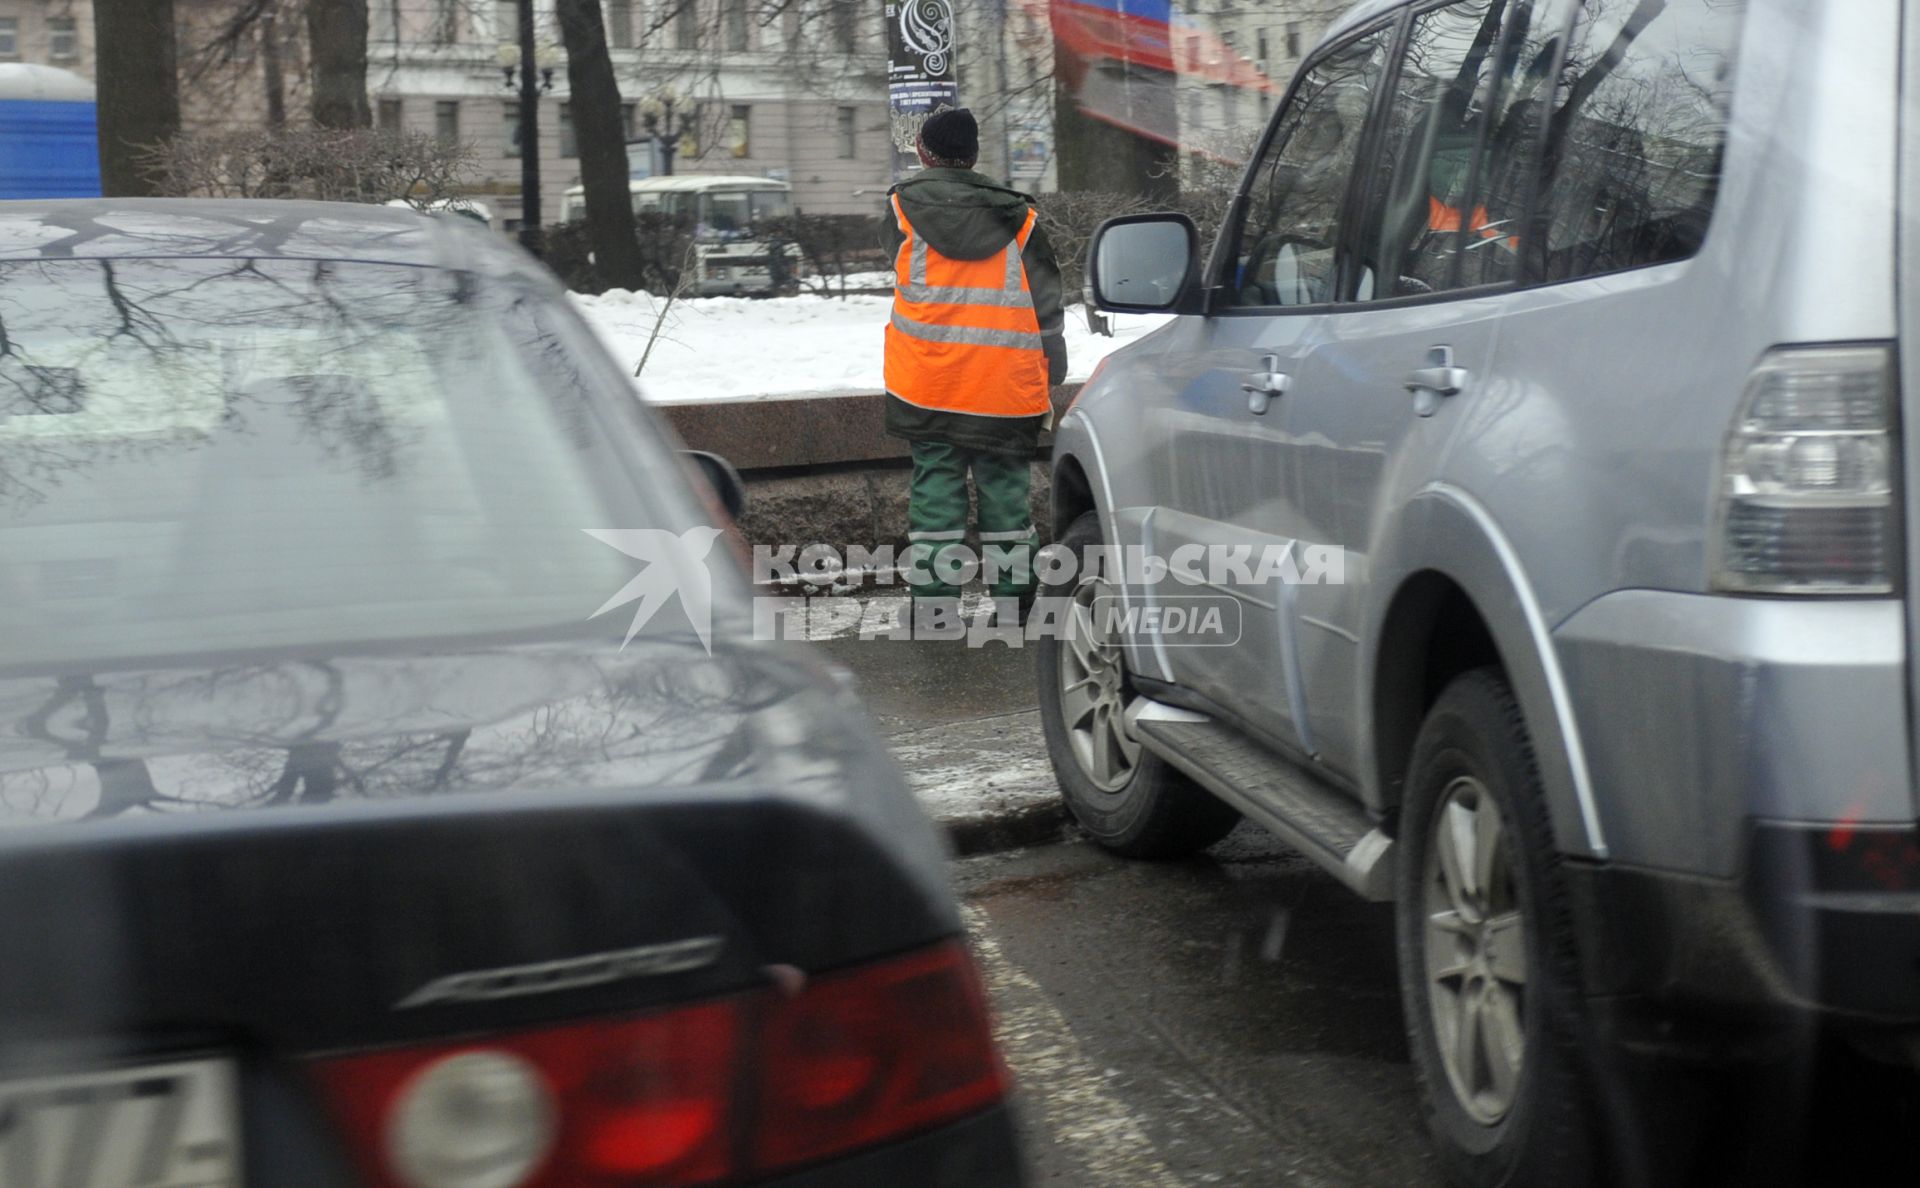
[0,200,1021,1186]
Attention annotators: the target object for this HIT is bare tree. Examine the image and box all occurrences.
[308,0,371,127]
[557,0,646,289]
[93,0,182,195]
[144,126,475,205]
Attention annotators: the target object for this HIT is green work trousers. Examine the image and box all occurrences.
[906,441,1037,600]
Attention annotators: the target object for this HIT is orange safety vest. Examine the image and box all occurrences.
[884,194,1051,419]
[1428,195,1518,250]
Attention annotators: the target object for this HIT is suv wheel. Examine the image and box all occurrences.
[1396,668,1596,1188]
[1036,511,1239,857]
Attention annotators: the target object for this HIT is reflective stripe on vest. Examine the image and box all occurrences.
[884,194,1051,419]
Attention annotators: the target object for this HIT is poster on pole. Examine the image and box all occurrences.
[886,0,959,180]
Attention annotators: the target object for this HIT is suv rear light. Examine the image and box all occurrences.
[1712,345,1900,594]
[309,940,1004,1186]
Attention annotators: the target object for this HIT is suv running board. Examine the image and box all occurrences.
[1128,699,1396,901]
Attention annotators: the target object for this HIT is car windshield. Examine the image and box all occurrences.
[702,192,754,235]
[752,191,793,221]
[0,258,650,668]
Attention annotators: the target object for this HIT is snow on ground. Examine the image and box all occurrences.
[570,287,1173,405]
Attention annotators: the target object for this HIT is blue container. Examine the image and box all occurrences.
[0,65,101,199]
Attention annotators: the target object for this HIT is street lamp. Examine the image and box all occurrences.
[496,4,560,254]
[495,42,557,93]
[640,87,693,176]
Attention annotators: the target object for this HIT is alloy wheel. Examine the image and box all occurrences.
[1422,775,1528,1125]
[1057,575,1141,792]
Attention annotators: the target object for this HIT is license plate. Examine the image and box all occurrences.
[0,1058,241,1188]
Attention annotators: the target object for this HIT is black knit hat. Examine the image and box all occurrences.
[919,107,979,163]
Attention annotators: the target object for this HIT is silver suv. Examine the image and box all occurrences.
[1039,0,1918,1183]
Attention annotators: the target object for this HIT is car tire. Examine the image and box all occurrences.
[1395,667,1598,1188]
[1036,510,1240,858]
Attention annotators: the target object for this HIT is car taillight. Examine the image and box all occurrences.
[1712,345,1901,595]
[309,940,1004,1187]
[756,941,1006,1169]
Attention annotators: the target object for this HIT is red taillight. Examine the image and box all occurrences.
[756,942,1006,1169]
[309,940,1004,1187]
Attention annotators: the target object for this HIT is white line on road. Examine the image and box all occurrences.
[963,903,1190,1188]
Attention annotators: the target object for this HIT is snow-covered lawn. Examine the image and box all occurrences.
[569,288,1173,405]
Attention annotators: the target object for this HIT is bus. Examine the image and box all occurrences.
[559,174,802,296]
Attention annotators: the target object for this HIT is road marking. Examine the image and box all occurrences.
[963,904,1188,1188]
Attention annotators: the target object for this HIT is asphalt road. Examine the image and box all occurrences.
[816,608,1444,1187]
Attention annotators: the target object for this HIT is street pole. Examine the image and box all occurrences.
[992,0,1014,186]
[518,0,542,254]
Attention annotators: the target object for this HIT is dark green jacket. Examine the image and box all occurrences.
[882,168,1067,456]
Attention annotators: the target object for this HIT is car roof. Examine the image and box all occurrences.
[629,174,788,193]
[0,198,545,282]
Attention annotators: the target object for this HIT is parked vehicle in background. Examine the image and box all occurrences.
[0,199,1022,1187]
[560,174,803,296]
[1045,0,1918,1184]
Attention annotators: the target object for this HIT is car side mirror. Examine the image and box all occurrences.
[1086,213,1203,315]
[683,450,747,521]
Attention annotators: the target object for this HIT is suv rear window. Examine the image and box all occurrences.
[1530,0,1748,282]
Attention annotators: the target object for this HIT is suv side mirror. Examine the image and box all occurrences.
[683,449,747,521]
[1087,213,1203,315]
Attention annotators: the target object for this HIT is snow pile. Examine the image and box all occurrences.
[569,288,1172,405]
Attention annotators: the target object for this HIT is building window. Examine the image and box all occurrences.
[621,102,637,141]
[432,0,460,45]
[830,0,857,52]
[1257,28,1268,65]
[436,100,461,146]
[608,0,634,48]
[724,0,749,51]
[729,105,750,158]
[496,0,519,40]
[837,106,857,159]
[48,16,77,62]
[679,104,703,158]
[675,0,699,49]
[0,17,20,58]
[370,0,395,43]
[377,98,404,130]
[560,104,579,157]
[502,102,521,157]
[1285,22,1301,59]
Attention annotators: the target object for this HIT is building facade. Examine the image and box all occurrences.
[367,0,898,226]
[0,0,93,78]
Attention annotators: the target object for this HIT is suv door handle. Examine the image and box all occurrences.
[1241,355,1290,415]
[1405,345,1470,417]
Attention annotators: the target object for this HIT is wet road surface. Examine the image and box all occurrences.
[816,604,1443,1186]
[959,834,1441,1187]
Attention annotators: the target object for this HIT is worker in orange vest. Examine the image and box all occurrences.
[882,107,1068,623]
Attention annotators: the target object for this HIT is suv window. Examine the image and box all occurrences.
[1529,0,1747,283]
[1353,0,1581,301]
[1223,26,1392,309]
[1354,1,1507,301]
[1457,0,1581,289]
